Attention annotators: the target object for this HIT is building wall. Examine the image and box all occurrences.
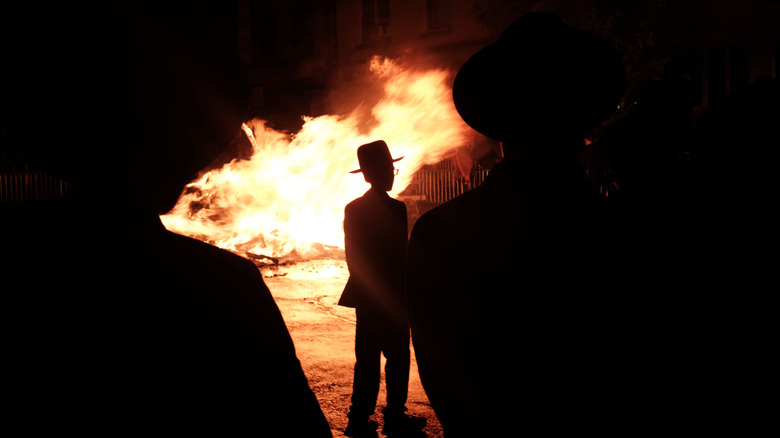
[235,0,778,210]
[241,1,497,129]
[238,0,339,130]
[663,0,779,110]
[242,0,778,128]
[3,1,777,203]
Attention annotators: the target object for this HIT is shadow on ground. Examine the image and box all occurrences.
[263,260,443,437]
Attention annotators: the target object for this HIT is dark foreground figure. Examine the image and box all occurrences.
[340,141,426,437]
[2,2,331,435]
[407,12,633,437]
[685,75,779,436]
[408,11,778,437]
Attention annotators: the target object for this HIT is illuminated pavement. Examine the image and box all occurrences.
[262,260,443,437]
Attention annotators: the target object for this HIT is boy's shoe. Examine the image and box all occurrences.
[381,413,427,436]
[344,418,379,437]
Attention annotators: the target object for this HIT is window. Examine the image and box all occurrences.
[729,44,750,94]
[681,48,704,107]
[250,3,314,62]
[426,0,451,31]
[252,11,277,62]
[361,0,390,43]
[707,46,727,107]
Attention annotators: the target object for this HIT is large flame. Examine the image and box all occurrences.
[160,56,470,262]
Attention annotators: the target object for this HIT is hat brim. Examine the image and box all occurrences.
[452,43,534,142]
[452,13,625,142]
[349,156,404,174]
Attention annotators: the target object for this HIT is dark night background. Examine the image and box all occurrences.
[2,0,779,198]
[1,1,777,435]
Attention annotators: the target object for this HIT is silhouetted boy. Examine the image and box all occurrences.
[340,141,426,437]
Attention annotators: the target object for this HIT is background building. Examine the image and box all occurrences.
[3,0,778,206]
[236,0,778,215]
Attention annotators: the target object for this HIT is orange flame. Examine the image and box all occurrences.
[160,56,470,262]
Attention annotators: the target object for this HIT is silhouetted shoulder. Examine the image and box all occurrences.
[413,184,482,233]
[345,191,371,212]
[163,229,276,294]
[407,185,490,307]
[156,228,298,359]
[345,196,363,210]
[346,190,407,219]
[165,230,258,270]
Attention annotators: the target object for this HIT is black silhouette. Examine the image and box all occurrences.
[686,75,779,434]
[2,2,332,435]
[598,77,697,219]
[406,12,630,436]
[340,141,426,437]
[593,76,703,431]
[595,76,699,324]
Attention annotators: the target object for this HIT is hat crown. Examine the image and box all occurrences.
[452,12,626,142]
[350,140,403,174]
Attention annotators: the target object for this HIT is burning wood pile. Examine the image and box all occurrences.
[161,56,473,264]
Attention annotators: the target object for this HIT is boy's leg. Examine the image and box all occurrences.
[346,308,382,436]
[381,322,426,435]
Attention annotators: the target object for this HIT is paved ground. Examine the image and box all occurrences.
[262,260,443,438]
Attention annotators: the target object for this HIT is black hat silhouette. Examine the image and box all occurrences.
[452,12,625,142]
[349,140,404,174]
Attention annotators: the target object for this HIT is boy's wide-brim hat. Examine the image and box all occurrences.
[452,12,626,142]
[349,140,404,174]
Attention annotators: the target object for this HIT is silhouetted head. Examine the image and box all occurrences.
[349,140,403,192]
[694,75,779,193]
[635,76,695,125]
[452,12,625,148]
[2,1,249,214]
[599,77,694,187]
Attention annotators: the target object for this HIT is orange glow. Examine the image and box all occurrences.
[160,56,470,262]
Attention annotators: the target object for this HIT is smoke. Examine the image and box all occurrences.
[161,56,473,263]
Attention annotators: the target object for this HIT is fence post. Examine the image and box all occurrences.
[0,172,71,202]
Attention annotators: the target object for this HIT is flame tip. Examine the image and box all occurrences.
[165,55,470,261]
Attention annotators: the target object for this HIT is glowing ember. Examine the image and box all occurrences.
[160,56,471,262]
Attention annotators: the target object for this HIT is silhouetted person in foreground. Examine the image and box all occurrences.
[593,76,703,430]
[340,141,426,437]
[595,76,699,318]
[687,75,779,434]
[406,12,631,436]
[598,76,697,222]
[2,2,331,435]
